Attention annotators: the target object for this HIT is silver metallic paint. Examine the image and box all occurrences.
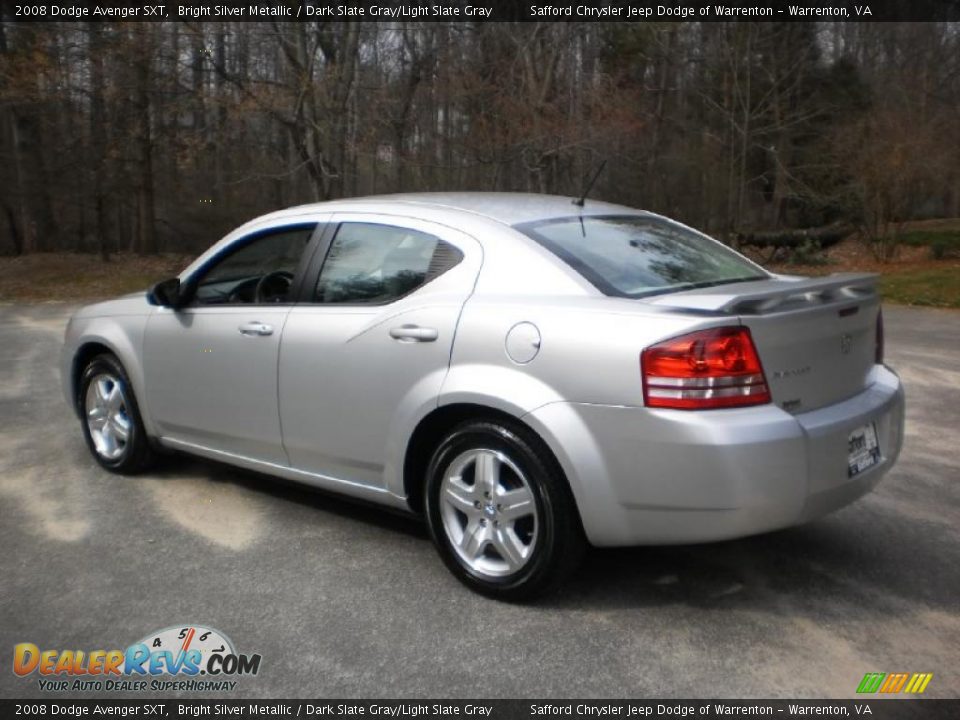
[62,193,905,546]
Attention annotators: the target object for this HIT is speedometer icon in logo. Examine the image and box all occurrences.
[135,625,235,673]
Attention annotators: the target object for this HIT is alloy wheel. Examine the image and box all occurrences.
[439,448,538,578]
[84,373,131,461]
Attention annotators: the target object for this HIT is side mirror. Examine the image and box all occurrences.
[149,277,186,309]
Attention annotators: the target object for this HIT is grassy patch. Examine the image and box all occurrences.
[896,230,960,260]
[0,253,192,303]
[879,266,960,309]
[898,230,960,248]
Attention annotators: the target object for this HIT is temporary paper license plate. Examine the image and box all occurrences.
[847,422,881,477]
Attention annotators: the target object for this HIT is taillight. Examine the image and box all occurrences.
[875,308,884,365]
[641,326,771,410]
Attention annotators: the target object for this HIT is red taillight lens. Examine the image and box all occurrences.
[875,308,884,365]
[641,326,771,410]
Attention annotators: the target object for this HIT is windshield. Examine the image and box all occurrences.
[516,215,767,298]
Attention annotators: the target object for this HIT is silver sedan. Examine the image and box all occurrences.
[62,194,905,599]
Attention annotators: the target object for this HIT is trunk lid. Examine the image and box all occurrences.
[648,273,880,413]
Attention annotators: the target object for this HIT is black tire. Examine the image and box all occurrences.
[78,353,156,474]
[424,418,585,600]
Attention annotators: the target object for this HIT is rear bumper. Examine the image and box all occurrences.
[524,365,904,547]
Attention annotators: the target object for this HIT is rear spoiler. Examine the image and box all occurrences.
[648,273,879,315]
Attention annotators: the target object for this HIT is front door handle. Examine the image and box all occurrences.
[389,324,439,343]
[238,321,274,337]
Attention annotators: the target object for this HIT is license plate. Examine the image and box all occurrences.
[847,422,881,477]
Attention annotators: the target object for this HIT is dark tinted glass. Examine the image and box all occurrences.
[194,225,314,304]
[315,223,462,304]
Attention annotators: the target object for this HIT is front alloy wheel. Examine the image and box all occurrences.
[78,354,155,474]
[85,373,132,461]
[425,419,585,600]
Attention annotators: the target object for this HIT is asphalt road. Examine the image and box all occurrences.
[0,303,958,700]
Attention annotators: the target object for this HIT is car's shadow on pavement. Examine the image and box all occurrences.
[544,514,959,615]
[149,450,429,539]
[148,451,957,614]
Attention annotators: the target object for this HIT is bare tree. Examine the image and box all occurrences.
[1,20,958,257]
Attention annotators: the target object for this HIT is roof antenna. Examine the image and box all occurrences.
[572,159,606,208]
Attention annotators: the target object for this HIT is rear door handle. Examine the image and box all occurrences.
[238,321,274,337]
[389,324,438,343]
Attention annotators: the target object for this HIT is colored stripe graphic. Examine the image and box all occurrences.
[857,673,885,693]
[904,673,934,694]
[858,672,933,694]
[880,673,909,693]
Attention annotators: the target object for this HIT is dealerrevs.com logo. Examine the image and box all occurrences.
[13,625,261,693]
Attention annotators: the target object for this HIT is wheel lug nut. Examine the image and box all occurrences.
[474,501,481,509]
[479,519,486,526]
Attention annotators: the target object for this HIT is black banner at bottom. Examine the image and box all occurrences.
[1,700,957,720]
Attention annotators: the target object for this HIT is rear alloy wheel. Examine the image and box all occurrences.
[79,354,155,474]
[440,448,538,577]
[425,419,584,600]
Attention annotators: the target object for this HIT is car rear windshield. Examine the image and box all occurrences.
[516,215,767,298]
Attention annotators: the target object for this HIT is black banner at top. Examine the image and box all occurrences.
[3,0,960,23]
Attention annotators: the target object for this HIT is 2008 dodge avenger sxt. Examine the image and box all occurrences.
[62,193,904,598]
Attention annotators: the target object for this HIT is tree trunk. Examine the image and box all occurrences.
[4,204,22,256]
[326,23,360,199]
[214,24,227,201]
[88,22,110,261]
[134,26,157,254]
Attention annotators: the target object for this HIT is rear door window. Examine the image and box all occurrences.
[314,222,463,304]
